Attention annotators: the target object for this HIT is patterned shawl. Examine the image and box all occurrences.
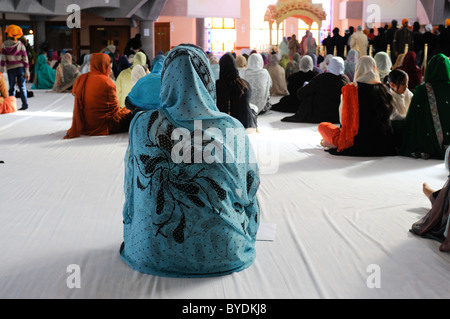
[121,44,260,277]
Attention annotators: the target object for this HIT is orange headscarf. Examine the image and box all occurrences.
[402,19,409,26]
[64,53,129,139]
[5,25,23,41]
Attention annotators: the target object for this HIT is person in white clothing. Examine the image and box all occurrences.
[388,69,413,120]
[350,26,369,58]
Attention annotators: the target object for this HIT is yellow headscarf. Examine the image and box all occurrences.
[5,25,23,41]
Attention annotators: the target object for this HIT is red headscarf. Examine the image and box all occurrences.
[398,51,423,91]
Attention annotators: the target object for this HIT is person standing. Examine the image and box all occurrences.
[437,19,450,57]
[288,34,300,57]
[0,25,30,110]
[301,30,318,56]
[327,28,345,58]
[350,26,369,58]
[393,19,414,60]
[381,20,398,61]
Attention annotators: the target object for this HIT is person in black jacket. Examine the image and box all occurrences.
[422,24,437,63]
[216,53,257,132]
[327,28,345,58]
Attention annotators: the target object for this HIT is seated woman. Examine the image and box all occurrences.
[307,53,323,74]
[116,51,147,108]
[271,55,319,113]
[399,54,450,160]
[281,57,349,123]
[279,54,290,69]
[266,54,288,97]
[52,52,80,93]
[125,54,165,114]
[79,54,91,75]
[240,53,272,114]
[397,51,423,92]
[344,49,359,82]
[216,53,257,131]
[31,54,56,90]
[392,53,405,70]
[285,52,301,80]
[120,44,260,277]
[318,56,397,157]
[64,53,133,139]
[236,55,247,74]
[319,54,334,72]
[374,51,392,84]
[0,72,16,114]
[410,181,450,252]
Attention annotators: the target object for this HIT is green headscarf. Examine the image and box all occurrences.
[424,53,450,83]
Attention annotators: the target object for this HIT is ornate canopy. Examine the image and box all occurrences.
[264,0,327,28]
[264,0,327,45]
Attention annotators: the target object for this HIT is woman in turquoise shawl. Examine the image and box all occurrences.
[125,54,165,113]
[120,44,260,277]
[400,54,450,160]
[31,54,56,90]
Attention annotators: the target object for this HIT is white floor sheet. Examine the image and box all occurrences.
[1,91,449,299]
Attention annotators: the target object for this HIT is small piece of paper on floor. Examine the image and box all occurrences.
[256,223,276,241]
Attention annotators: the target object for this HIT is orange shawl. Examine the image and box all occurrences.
[0,74,16,114]
[64,53,130,139]
[337,83,359,152]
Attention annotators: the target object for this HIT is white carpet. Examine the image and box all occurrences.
[1,90,449,299]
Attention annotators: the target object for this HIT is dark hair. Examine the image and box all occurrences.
[388,69,408,86]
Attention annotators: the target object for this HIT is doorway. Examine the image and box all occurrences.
[89,26,130,55]
[154,22,171,54]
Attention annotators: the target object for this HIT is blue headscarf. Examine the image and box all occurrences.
[121,44,260,277]
[127,54,165,110]
[31,54,56,90]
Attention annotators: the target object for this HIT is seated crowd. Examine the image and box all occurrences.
[1,20,450,274]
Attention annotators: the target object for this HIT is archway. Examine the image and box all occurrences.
[264,0,327,49]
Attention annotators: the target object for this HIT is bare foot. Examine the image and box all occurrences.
[320,139,335,148]
[423,183,435,199]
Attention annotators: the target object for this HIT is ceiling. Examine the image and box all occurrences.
[0,0,168,21]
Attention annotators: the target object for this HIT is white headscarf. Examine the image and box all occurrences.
[80,54,91,74]
[320,54,334,71]
[344,49,359,81]
[240,53,272,114]
[354,56,381,84]
[374,51,392,82]
[299,55,314,72]
[326,57,345,76]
